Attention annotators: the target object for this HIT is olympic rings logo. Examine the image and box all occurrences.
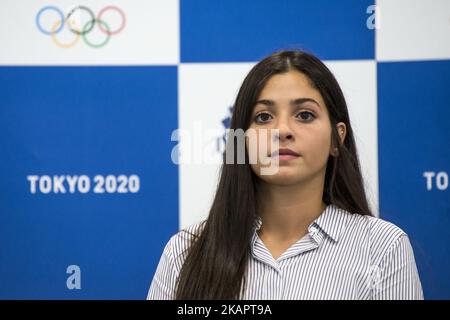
[36,5,126,48]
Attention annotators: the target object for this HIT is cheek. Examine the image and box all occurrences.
[246,127,275,164]
[302,127,332,160]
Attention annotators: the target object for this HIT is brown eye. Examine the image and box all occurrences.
[296,111,316,122]
[254,112,272,123]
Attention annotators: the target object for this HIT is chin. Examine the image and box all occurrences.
[257,168,303,185]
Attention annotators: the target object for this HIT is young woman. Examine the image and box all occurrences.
[147,50,423,300]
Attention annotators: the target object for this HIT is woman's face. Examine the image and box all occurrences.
[245,69,345,185]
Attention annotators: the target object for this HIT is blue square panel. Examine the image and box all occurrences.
[0,66,179,299]
[181,0,375,62]
[378,60,450,299]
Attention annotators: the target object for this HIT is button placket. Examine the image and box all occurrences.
[277,268,284,299]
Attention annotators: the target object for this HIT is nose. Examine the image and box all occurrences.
[273,120,294,143]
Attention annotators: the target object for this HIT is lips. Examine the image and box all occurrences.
[271,148,300,157]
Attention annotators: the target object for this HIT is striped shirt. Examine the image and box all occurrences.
[147,204,424,300]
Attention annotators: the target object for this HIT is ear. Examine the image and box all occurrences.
[336,122,346,145]
[330,122,347,157]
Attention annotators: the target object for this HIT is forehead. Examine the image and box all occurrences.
[258,70,322,100]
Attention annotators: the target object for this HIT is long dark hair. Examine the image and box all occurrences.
[175,49,373,299]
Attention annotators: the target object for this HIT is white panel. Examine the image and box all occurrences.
[178,63,256,229]
[0,0,179,65]
[179,60,379,229]
[377,0,450,61]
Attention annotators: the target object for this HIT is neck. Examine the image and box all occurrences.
[256,173,327,241]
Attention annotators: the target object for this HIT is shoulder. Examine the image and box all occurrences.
[163,219,207,268]
[348,213,406,240]
[148,220,207,300]
[344,211,409,264]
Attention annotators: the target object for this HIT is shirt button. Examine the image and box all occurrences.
[309,226,318,236]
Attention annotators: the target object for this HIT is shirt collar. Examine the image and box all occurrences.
[313,204,351,242]
[253,203,351,243]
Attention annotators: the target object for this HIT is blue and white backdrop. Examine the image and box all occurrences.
[0,0,449,299]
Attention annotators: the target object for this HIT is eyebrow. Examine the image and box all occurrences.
[254,98,321,110]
